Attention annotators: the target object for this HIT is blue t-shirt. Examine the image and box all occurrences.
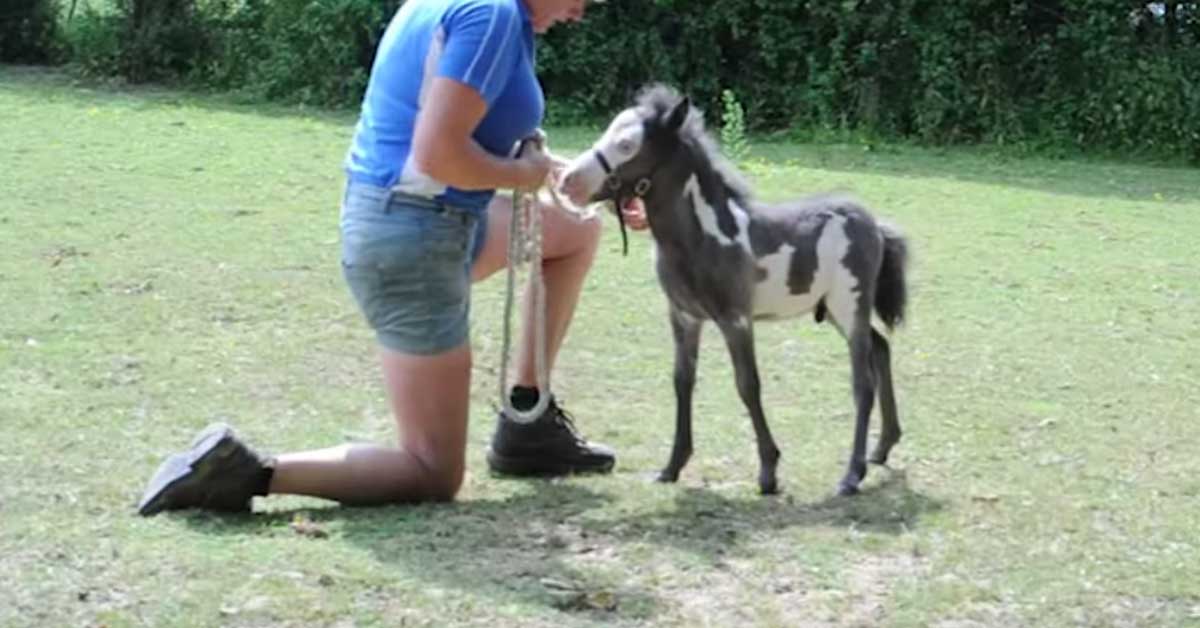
[344,0,544,214]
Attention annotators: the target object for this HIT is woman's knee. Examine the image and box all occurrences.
[578,214,603,251]
[424,458,465,501]
[407,443,465,501]
[379,345,470,501]
[545,209,602,261]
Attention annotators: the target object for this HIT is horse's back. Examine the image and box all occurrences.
[747,194,883,322]
[760,193,878,228]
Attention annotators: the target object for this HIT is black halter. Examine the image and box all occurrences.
[593,148,653,256]
[594,149,614,180]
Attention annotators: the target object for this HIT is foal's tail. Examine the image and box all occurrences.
[875,221,909,331]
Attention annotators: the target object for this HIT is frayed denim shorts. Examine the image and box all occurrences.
[340,181,489,355]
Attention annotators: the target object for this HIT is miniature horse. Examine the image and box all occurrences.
[559,85,910,496]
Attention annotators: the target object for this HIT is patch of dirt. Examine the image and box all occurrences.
[45,245,89,267]
[108,279,155,295]
[840,552,930,627]
[657,551,929,627]
[931,602,1023,628]
[1095,595,1200,627]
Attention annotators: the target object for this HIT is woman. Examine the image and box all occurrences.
[137,0,640,514]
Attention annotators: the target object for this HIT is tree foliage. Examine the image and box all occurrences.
[48,0,1200,160]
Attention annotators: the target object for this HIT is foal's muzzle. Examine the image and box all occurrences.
[590,148,633,256]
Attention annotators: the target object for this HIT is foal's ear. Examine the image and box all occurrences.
[665,96,690,131]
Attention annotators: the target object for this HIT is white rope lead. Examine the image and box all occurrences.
[498,135,599,424]
[498,184,552,424]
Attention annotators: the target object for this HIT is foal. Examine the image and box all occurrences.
[559,85,911,496]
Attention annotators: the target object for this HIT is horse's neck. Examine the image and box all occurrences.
[645,174,703,251]
[648,141,748,251]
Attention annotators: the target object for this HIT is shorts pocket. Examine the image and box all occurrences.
[340,204,473,344]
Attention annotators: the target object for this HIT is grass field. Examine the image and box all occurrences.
[2,66,1199,627]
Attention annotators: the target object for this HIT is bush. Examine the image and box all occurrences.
[720,89,750,164]
[537,0,1200,161]
[1,0,60,63]
[61,0,397,105]
[62,7,122,77]
[48,0,1200,161]
[200,0,400,106]
[63,0,217,82]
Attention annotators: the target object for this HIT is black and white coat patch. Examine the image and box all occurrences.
[659,176,880,331]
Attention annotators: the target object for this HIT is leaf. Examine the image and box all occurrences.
[290,514,328,539]
[584,590,618,612]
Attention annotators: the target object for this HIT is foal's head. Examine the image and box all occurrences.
[559,84,695,208]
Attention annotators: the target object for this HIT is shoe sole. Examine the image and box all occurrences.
[485,449,615,477]
[136,424,241,516]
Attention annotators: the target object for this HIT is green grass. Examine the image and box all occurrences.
[2,66,1199,627]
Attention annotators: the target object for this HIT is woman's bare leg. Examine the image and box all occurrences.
[471,195,602,386]
[268,343,471,504]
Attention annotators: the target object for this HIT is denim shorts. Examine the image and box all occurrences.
[340,181,488,355]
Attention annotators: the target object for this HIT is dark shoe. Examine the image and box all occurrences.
[136,423,273,516]
[486,397,615,476]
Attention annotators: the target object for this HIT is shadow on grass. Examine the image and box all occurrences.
[176,467,940,621]
[599,467,942,553]
[180,482,666,619]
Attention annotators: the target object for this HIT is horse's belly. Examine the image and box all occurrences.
[752,287,822,320]
[750,243,827,320]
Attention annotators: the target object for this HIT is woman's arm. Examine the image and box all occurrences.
[412,77,550,191]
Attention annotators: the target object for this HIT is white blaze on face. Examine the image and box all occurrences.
[560,107,645,203]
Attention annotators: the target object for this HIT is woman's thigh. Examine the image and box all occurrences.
[340,182,477,355]
[339,182,477,472]
[470,194,602,283]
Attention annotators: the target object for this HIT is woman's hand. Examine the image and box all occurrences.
[514,147,553,190]
[549,152,571,182]
[620,198,649,231]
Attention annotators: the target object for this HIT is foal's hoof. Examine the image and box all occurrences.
[836,482,860,497]
[759,478,779,495]
[656,469,680,484]
[868,448,892,466]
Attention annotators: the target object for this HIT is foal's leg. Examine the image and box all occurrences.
[659,308,702,483]
[868,329,901,465]
[827,294,876,496]
[839,323,876,495]
[717,318,781,495]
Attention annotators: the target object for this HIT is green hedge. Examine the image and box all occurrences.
[198,0,401,105]
[49,0,1200,160]
[64,0,216,82]
[1,0,60,63]
[63,0,398,105]
[538,0,1200,160]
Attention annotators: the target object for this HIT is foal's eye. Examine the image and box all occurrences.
[616,139,634,154]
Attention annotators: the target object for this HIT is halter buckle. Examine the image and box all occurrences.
[633,178,652,197]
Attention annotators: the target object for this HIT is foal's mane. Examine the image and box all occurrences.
[635,84,754,205]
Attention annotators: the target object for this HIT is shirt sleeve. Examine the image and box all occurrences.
[437,0,523,106]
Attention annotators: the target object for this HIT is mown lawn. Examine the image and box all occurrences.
[2,66,1198,627]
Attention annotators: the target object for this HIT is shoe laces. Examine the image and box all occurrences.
[548,400,586,444]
